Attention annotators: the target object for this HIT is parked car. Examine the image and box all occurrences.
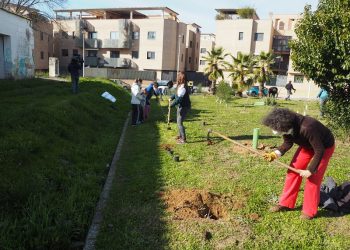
[246,86,268,96]
[157,80,174,95]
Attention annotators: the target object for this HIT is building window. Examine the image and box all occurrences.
[110,31,119,39]
[72,32,76,39]
[88,50,97,57]
[147,51,155,59]
[181,54,183,62]
[62,31,68,39]
[200,60,205,65]
[132,51,139,59]
[40,32,44,40]
[88,32,97,39]
[40,51,44,60]
[200,48,206,54]
[279,21,285,30]
[147,31,156,40]
[189,57,192,64]
[190,41,193,48]
[132,32,139,40]
[239,32,244,40]
[110,51,120,58]
[294,75,304,83]
[73,49,78,56]
[61,49,68,57]
[254,33,264,41]
[182,35,184,43]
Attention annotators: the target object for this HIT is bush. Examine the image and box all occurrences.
[237,7,255,19]
[264,97,277,106]
[216,81,233,103]
[324,98,350,142]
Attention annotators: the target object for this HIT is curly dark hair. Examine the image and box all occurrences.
[262,108,297,132]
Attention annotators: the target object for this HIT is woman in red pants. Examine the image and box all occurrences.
[262,108,335,219]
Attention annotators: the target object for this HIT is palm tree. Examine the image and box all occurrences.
[225,52,255,97]
[202,47,228,94]
[254,51,275,97]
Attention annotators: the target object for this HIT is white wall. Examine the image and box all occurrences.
[0,9,34,79]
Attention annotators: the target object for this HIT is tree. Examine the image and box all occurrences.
[225,52,255,96]
[202,47,228,94]
[0,0,66,20]
[254,51,275,97]
[290,0,350,139]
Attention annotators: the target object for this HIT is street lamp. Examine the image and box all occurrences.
[81,30,86,77]
[176,34,182,76]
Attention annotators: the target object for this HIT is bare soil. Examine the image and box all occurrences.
[161,189,245,220]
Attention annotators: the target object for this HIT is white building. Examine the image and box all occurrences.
[0,8,35,79]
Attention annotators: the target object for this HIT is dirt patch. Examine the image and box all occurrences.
[161,189,241,220]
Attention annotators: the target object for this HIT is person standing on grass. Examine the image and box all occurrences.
[131,78,143,126]
[169,71,191,144]
[285,81,296,100]
[317,88,329,117]
[262,108,335,220]
[143,82,160,120]
[67,58,82,94]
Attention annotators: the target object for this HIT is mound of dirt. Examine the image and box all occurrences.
[161,189,240,220]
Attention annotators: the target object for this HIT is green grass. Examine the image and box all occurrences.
[0,78,130,249]
[97,95,350,249]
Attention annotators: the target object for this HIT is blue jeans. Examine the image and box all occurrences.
[71,75,79,94]
[177,106,190,140]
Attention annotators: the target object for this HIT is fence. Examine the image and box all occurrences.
[84,68,156,81]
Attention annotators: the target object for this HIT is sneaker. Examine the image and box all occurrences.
[269,205,292,213]
[300,213,313,220]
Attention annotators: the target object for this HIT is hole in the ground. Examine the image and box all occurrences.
[161,189,235,220]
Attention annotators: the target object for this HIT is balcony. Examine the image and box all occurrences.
[76,38,101,49]
[271,62,289,71]
[101,39,131,49]
[84,57,99,67]
[103,58,132,68]
[272,45,290,54]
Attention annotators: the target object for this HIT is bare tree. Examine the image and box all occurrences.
[0,0,66,20]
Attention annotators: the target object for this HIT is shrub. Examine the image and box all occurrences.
[216,81,233,103]
[237,7,256,19]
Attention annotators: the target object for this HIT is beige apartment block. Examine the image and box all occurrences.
[198,33,215,72]
[33,21,54,71]
[53,7,200,80]
[271,14,319,99]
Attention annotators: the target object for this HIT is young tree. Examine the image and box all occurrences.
[202,47,228,94]
[225,52,255,97]
[254,51,275,97]
[290,0,350,138]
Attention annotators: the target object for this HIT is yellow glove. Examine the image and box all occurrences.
[263,152,278,162]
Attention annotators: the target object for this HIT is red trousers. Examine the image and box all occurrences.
[279,145,335,217]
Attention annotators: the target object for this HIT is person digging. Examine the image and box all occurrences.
[262,108,335,220]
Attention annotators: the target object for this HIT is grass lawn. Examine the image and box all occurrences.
[97,95,350,249]
[0,78,130,249]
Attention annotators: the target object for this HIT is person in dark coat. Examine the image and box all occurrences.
[262,108,335,219]
[285,81,296,100]
[67,58,82,94]
[169,71,191,144]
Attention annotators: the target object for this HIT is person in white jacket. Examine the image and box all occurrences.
[131,78,143,126]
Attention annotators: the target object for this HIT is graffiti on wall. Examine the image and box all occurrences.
[13,34,34,79]
[4,47,13,77]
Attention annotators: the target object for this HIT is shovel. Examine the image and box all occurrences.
[167,100,171,130]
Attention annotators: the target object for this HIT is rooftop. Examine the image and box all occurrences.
[55,7,179,19]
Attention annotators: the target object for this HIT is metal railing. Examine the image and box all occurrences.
[103,58,131,68]
[101,39,131,49]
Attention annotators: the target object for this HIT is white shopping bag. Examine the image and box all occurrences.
[101,91,116,103]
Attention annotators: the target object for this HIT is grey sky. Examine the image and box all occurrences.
[65,0,319,33]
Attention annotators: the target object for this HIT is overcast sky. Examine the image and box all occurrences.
[63,0,319,33]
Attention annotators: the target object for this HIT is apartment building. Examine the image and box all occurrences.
[53,7,200,80]
[32,20,54,71]
[0,8,34,79]
[215,8,273,79]
[215,8,319,98]
[198,33,216,72]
